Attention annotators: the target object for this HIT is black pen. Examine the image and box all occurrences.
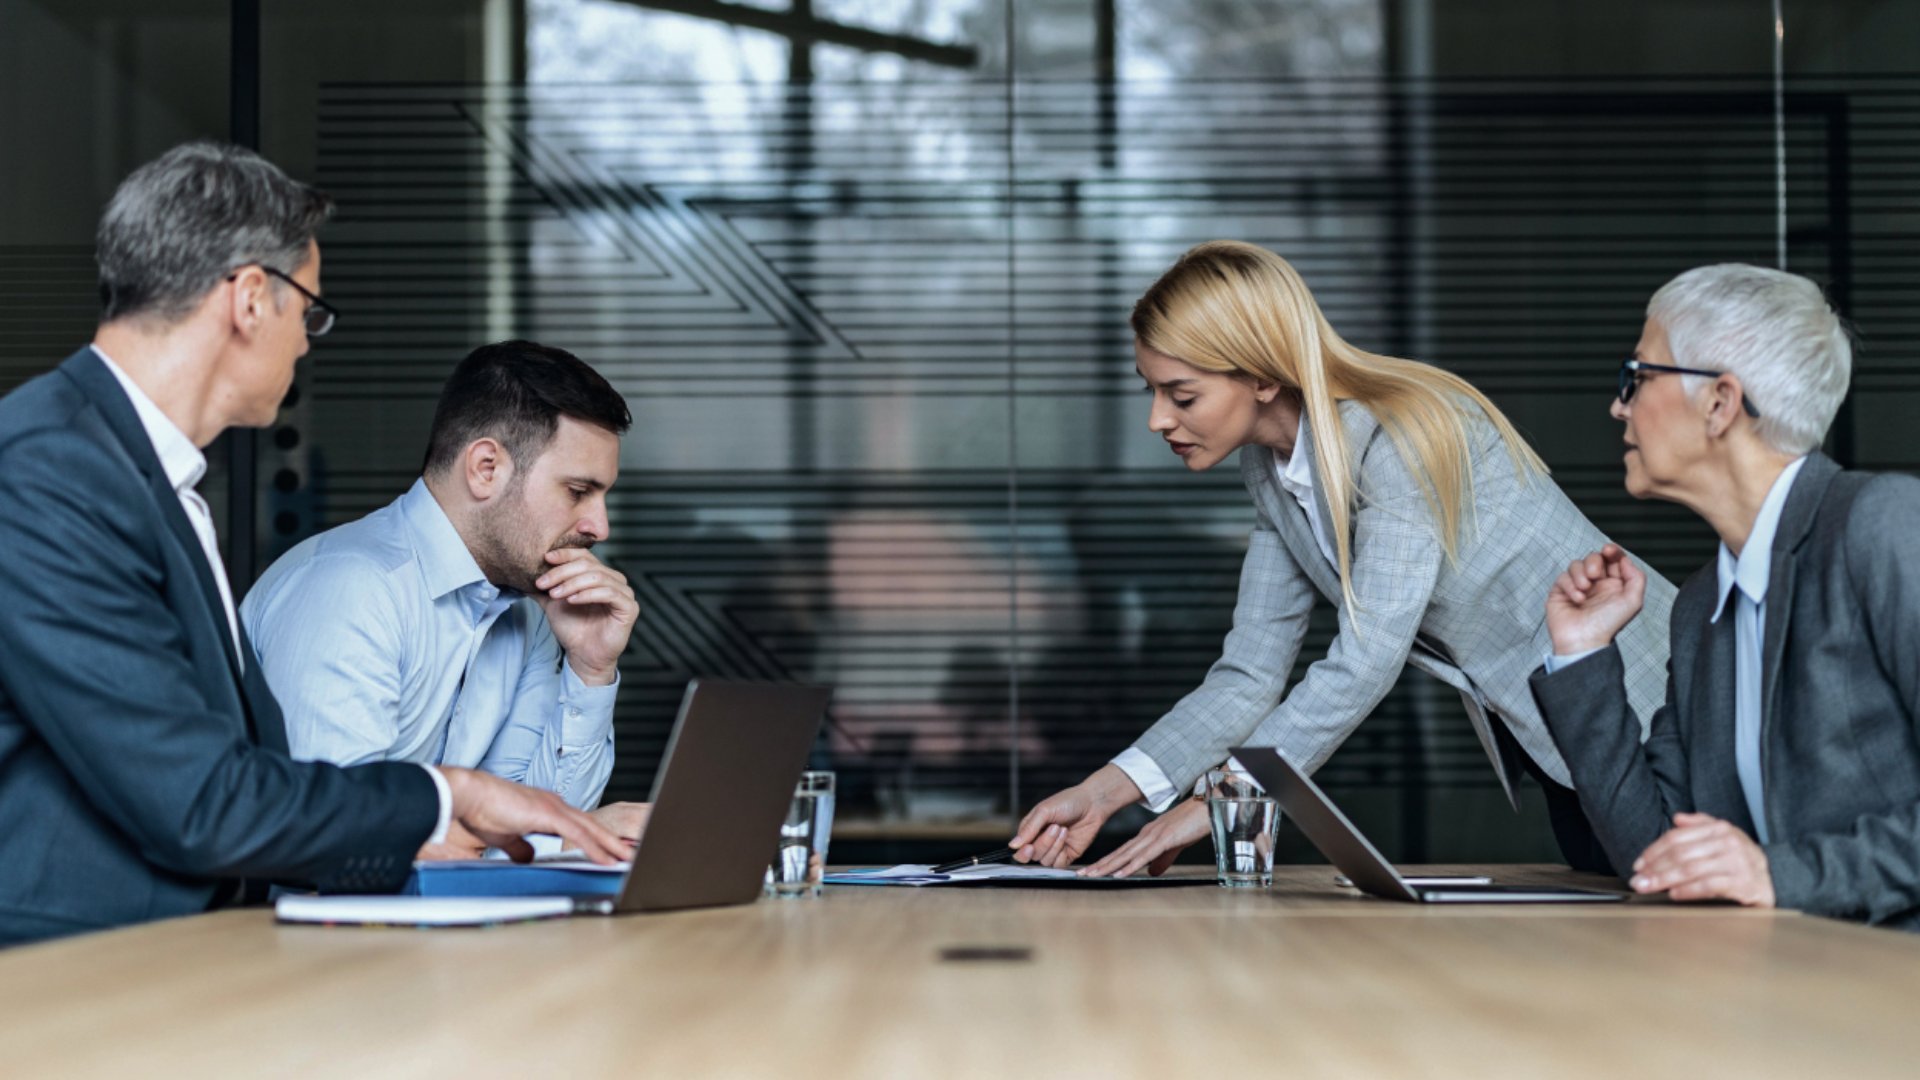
[929,848,1017,874]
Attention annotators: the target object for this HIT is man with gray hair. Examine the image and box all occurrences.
[0,141,624,945]
[1530,263,1920,929]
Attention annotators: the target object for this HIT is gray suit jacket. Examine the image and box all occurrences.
[1529,454,1920,929]
[1133,400,1674,805]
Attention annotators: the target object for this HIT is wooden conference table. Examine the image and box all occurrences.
[2,864,1918,1078]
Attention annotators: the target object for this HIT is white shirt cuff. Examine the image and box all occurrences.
[421,764,453,844]
[1542,647,1603,675]
[1183,756,1268,799]
[1111,747,1181,813]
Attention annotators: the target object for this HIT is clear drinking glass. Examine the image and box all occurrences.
[1206,766,1280,888]
[767,770,836,897]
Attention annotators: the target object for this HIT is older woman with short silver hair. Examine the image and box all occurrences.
[1534,263,1920,929]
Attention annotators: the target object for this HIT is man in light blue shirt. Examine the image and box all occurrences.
[243,340,646,854]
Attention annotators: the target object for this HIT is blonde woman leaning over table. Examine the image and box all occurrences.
[1010,240,1676,877]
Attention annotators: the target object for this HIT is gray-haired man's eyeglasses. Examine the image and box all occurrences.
[1618,358,1761,418]
[227,264,338,337]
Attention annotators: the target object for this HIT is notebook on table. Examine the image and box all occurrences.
[403,855,628,898]
[275,895,574,928]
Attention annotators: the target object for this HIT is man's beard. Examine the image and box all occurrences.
[470,497,596,595]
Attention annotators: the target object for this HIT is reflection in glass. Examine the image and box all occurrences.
[231,0,1908,861]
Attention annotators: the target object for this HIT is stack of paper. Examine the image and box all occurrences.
[823,864,1083,887]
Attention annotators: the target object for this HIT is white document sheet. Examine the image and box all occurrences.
[823,863,1082,887]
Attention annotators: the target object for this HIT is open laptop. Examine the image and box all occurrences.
[584,678,831,913]
[1229,746,1626,904]
[278,679,830,926]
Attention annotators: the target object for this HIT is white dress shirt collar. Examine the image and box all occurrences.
[91,346,209,495]
[1274,411,1314,500]
[1712,455,1808,623]
[90,344,244,670]
[1272,411,1339,571]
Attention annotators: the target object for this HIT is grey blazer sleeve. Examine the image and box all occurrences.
[1767,475,1920,920]
[1134,427,1443,792]
[1131,512,1316,790]
[1232,446,1443,778]
[1528,644,1690,875]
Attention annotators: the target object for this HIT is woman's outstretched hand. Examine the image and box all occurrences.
[1009,764,1144,868]
[1080,798,1210,879]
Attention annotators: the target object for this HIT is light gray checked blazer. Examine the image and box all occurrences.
[1131,399,1676,807]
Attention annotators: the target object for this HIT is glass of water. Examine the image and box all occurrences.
[1206,766,1280,888]
[768,770,836,897]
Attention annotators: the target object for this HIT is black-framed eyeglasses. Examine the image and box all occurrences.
[228,264,339,337]
[1617,359,1761,418]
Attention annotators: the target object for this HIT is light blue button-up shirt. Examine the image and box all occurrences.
[1708,455,1808,845]
[241,478,617,810]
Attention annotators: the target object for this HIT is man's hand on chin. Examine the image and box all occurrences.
[534,547,639,685]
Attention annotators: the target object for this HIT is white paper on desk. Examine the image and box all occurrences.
[824,864,1081,887]
[275,895,575,927]
[479,834,578,860]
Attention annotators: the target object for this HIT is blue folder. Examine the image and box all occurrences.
[403,860,627,898]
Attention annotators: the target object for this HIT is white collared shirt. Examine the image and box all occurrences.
[1272,411,1339,571]
[94,347,244,669]
[1112,412,1333,811]
[93,346,452,843]
[1709,455,1808,845]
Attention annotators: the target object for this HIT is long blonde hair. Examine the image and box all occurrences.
[1132,241,1546,608]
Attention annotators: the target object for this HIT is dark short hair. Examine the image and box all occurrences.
[97,141,334,323]
[422,341,631,476]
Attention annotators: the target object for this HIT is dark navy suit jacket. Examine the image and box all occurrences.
[0,349,437,945]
